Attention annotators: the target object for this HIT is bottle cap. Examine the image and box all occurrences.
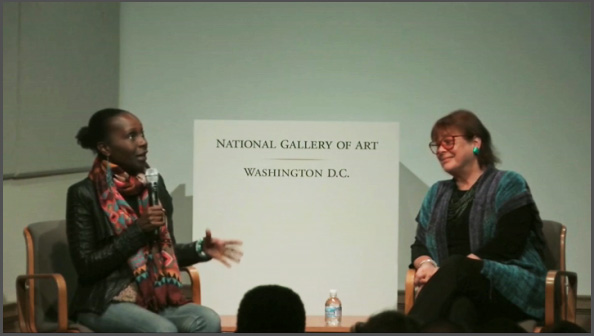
[330,289,337,296]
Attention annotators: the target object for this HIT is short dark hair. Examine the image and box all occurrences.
[420,318,465,333]
[431,109,500,168]
[75,108,129,153]
[477,317,527,333]
[352,310,420,333]
[236,284,306,333]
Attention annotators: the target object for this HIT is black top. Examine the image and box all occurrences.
[445,189,472,256]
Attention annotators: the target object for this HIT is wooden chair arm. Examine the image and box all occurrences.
[16,273,68,333]
[545,269,577,327]
[181,266,201,305]
[404,268,416,314]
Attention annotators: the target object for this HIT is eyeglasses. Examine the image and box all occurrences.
[429,135,465,154]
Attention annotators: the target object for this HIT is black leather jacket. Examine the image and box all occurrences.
[66,174,207,316]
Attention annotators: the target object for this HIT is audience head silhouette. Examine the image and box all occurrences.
[236,284,306,333]
[477,317,527,333]
[420,318,465,333]
[351,310,420,333]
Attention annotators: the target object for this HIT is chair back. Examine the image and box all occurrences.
[405,219,576,330]
[540,220,566,271]
[24,220,79,331]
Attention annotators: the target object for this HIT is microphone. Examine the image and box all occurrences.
[145,168,160,239]
[145,168,159,206]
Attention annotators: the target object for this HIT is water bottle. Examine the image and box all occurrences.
[324,289,342,326]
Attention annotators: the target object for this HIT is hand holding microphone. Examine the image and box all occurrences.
[137,206,166,233]
[136,168,165,235]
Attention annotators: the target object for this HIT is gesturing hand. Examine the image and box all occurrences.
[202,229,243,267]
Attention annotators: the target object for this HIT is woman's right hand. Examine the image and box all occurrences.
[414,263,438,287]
[136,205,166,232]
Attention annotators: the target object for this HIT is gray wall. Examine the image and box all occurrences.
[2,2,119,178]
[2,2,119,301]
[2,2,590,304]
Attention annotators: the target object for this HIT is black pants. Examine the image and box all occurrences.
[407,255,532,332]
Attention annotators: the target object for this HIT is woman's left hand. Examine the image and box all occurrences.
[202,229,243,267]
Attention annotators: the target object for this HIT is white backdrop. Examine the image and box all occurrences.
[193,120,400,315]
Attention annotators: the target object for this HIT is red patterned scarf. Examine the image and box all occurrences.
[89,157,189,312]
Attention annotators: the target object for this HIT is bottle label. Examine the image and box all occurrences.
[325,306,342,318]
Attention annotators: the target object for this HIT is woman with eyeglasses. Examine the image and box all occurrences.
[407,110,547,332]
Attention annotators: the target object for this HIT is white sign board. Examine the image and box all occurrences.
[193,120,399,316]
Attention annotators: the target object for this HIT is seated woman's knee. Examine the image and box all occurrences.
[151,320,179,333]
[189,306,221,332]
[440,255,467,270]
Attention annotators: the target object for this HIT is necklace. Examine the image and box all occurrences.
[447,184,476,221]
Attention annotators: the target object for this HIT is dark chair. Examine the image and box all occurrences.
[404,219,578,332]
[16,219,202,332]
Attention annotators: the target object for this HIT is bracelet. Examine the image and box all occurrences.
[195,238,212,261]
[417,258,438,269]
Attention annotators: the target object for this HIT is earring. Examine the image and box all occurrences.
[473,147,480,155]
